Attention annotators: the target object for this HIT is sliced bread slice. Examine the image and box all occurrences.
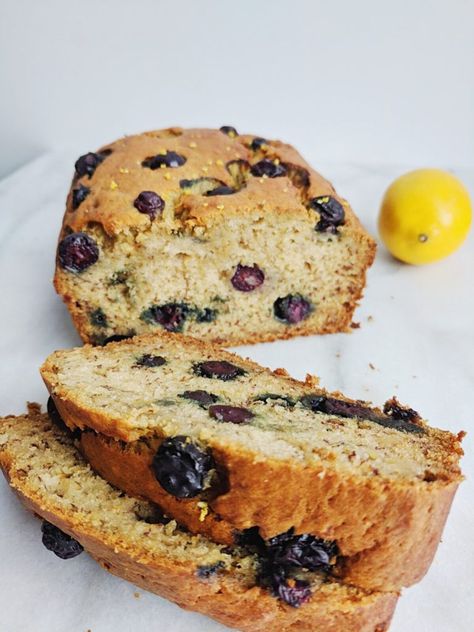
[0,407,398,632]
[41,332,464,591]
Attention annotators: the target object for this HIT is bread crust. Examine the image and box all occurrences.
[53,127,376,346]
[0,411,398,632]
[41,332,464,592]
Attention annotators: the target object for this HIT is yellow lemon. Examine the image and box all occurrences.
[378,168,472,264]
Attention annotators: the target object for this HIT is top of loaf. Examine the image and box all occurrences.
[63,127,360,236]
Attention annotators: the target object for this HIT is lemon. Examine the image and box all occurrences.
[378,169,472,264]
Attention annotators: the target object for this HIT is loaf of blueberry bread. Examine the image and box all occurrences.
[54,126,376,346]
[41,332,464,592]
[0,407,398,632]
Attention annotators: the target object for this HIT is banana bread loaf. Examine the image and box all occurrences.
[54,127,375,346]
[41,332,464,592]
[0,407,398,632]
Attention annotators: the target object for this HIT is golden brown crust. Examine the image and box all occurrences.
[0,411,398,632]
[61,128,365,237]
[53,127,376,347]
[41,332,464,592]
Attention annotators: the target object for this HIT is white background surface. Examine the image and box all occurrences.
[1,1,473,630]
[1,0,474,177]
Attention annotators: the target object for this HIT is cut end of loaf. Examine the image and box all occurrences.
[54,127,375,346]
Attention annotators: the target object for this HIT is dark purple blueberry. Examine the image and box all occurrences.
[267,529,338,573]
[180,390,219,407]
[142,303,189,332]
[309,196,345,233]
[71,184,90,210]
[74,152,108,178]
[209,405,254,424]
[300,394,381,421]
[90,308,108,328]
[250,159,287,178]
[205,185,236,196]
[135,354,166,368]
[102,333,134,345]
[253,393,296,407]
[383,397,421,423]
[193,360,246,381]
[273,294,312,325]
[57,232,99,273]
[41,521,83,559]
[197,561,225,579]
[231,264,265,292]
[152,435,215,498]
[300,394,424,435]
[142,151,187,169]
[219,126,238,137]
[133,191,165,219]
[250,137,269,151]
[194,307,217,323]
[271,574,311,608]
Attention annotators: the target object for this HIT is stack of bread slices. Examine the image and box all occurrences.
[0,332,463,631]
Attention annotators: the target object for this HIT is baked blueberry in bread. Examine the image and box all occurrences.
[54,127,376,346]
[0,407,398,632]
[41,332,464,592]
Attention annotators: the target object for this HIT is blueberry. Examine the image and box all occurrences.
[135,354,166,368]
[267,529,338,573]
[152,436,215,498]
[257,560,311,607]
[193,360,246,381]
[300,394,424,434]
[180,390,219,407]
[250,137,269,151]
[273,294,312,324]
[219,126,238,137]
[205,185,236,196]
[197,561,225,579]
[209,405,254,424]
[300,394,380,420]
[142,151,187,169]
[250,159,287,178]
[383,397,421,424]
[58,232,99,273]
[231,264,265,292]
[270,572,311,608]
[309,196,345,233]
[71,184,90,210]
[90,308,108,328]
[253,393,296,407]
[74,151,109,178]
[194,307,218,323]
[133,191,165,219]
[142,302,189,332]
[41,521,83,559]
